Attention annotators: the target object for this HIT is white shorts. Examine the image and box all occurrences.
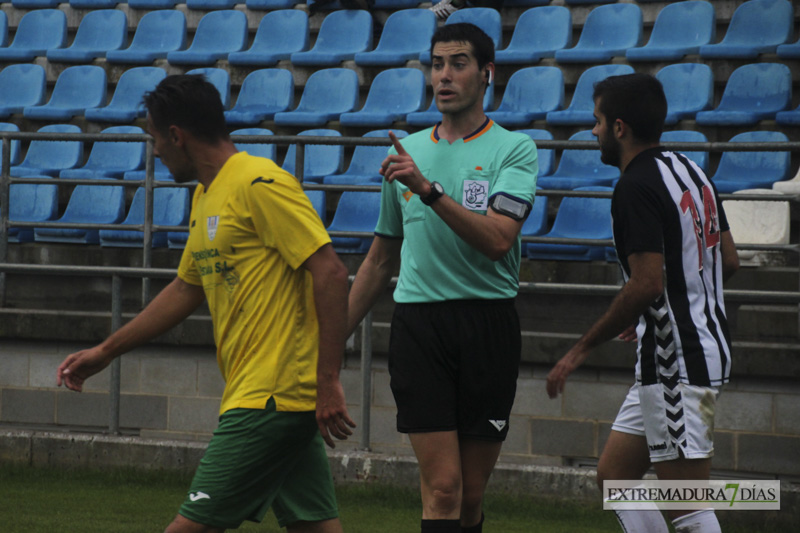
[611,382,720,463]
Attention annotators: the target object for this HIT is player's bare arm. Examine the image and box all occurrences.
[546,251,664,398]
[57,277,206,392]
[302,243,356,448]
[381,131,524,261]
[347,236,402,337]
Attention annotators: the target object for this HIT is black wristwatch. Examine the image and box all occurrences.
[420,181,444,206]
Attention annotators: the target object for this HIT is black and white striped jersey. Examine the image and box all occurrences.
[612,147,732,387]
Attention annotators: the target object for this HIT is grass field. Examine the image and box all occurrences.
[0,464,773,532]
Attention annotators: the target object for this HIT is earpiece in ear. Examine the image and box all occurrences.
[486,70,493,85]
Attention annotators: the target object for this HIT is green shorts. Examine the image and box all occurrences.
[178,398,338,529]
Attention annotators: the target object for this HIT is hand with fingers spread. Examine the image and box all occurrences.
[56,347,113,392]
[380,131,431,196]
[316,375,356,448]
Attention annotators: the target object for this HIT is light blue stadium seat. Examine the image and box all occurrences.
[695,63,791,126]
[495,6,571,65]
[186,68,231,108]
[3,177,59,243]
[124,157,173,182]
[23,66,107,121]
[546,65,634,126]
[225,70,294,125]
[274,69,358,127]
[555,4,642,63]
[710,131,790,193]
[656,63,713,125]
[777,38,800,59]
[486,67,563,127]
[776,104,800,126]
[106,11,187,65]
[291,10,372,67]
[0,12,7,48]
[525,187,613,261]
[100,187,191,248]
[323,129,407,185]
[516,129,554,177]
[60,126,145,180]
[340,68,426,127]
[228,10,309,67]
[0,123,22,166]
[282,129,344,184]
[660,130,709,174]
[34,178,126,244]
[354,9,436,67]
[85,68,167,124]
[47,10,127,64]
[128,0,178,7]
[519,194,549,257]
[231,128,276,161]
[11,0,61,8]
[305,189,327,225]
[699,0,792,59]
[0,10,67,62]
[536,131,619,190]
[11,124,83,177]
[167,231,188,249]
[626,1,715,62]
[69,0,119,6]
[420,8,501,64]
[328,191,380,254]
[0,64,46,118]
[246,0,302,8]
[167,11,247,66]
[406,85,494,128]
[186,0,238,8]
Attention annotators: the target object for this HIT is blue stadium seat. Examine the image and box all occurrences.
[660,131,709,174]
[34,178,126,244]
[699,0,792,59]
[323,129,408,185]
[23,66,107,121]
[516,129,555,178]
[373,0,422,7]
[228,10,309,67]
[128,0,178,6]
[546,65,634,126]
[124,157,173,182]
[0,64,46,119]
[327,191,381,254]
[291,10,372,67]
[167,11,247,66]
[340,68,426,127]
[282,129,344,184]
[231,128,276,161]
[776,105,800,126]
[525,187,613,261]
[626,1,715,62]
[495,6,571,65]
[60,126,145,180]
[777,38,800,59]
[564,0,616,3]
[354,9,436,67]
[69,0,119,6]
[246,0,302,8]
[555,3,642,63]
[47,10,127,64]
[99,187,191,248]
[11,125,83,177]
[406,85,494,128]
[186,68,231,108]
[0,10,67,62]
[274,69,358,127]
[710,131,790,193]
[0,12,7,48]
[3,177,59,243]
[86,68,167,124]
[420,8,501,64]
[519,194,549,257]
[536,131,619,190]
[106,11,187,65]
[486,67,563,127]
[186,0,238,8]
[305,189,327,225]
[504,0,550,6]
[0,123,22,166]
[695,63,791,126]
[10,0,60,9]
[167,231,188,249]
[656,63,713,125]
[225,70,294,126]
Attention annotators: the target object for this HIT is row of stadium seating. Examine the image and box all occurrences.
[2,3,798,67]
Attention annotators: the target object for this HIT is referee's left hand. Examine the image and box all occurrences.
[316,376,356,448]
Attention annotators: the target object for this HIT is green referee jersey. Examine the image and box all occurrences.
[375,119,539,303]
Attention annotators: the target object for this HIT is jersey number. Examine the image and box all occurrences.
[680,185,720,271]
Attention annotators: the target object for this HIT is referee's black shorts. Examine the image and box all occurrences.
[388,298,521,441]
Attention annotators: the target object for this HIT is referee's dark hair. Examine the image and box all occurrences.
[431,22,495,69]
[592,73,667,144]
[144,74,230,144]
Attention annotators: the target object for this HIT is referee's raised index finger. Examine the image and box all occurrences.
[388,131,406,155]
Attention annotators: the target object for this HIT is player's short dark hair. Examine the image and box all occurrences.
[592,73,667,144]
[144,74,228,144]
[431,22,495,69]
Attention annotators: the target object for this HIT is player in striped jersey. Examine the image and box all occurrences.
[546,73,739,533]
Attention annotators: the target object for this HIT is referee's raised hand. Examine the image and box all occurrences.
[380,131,432,197]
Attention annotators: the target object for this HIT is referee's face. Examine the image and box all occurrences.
[431,41,486,117]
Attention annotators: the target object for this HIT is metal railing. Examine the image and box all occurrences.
[1,131,799,446]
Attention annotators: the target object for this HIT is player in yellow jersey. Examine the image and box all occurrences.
[57,75,355,533]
